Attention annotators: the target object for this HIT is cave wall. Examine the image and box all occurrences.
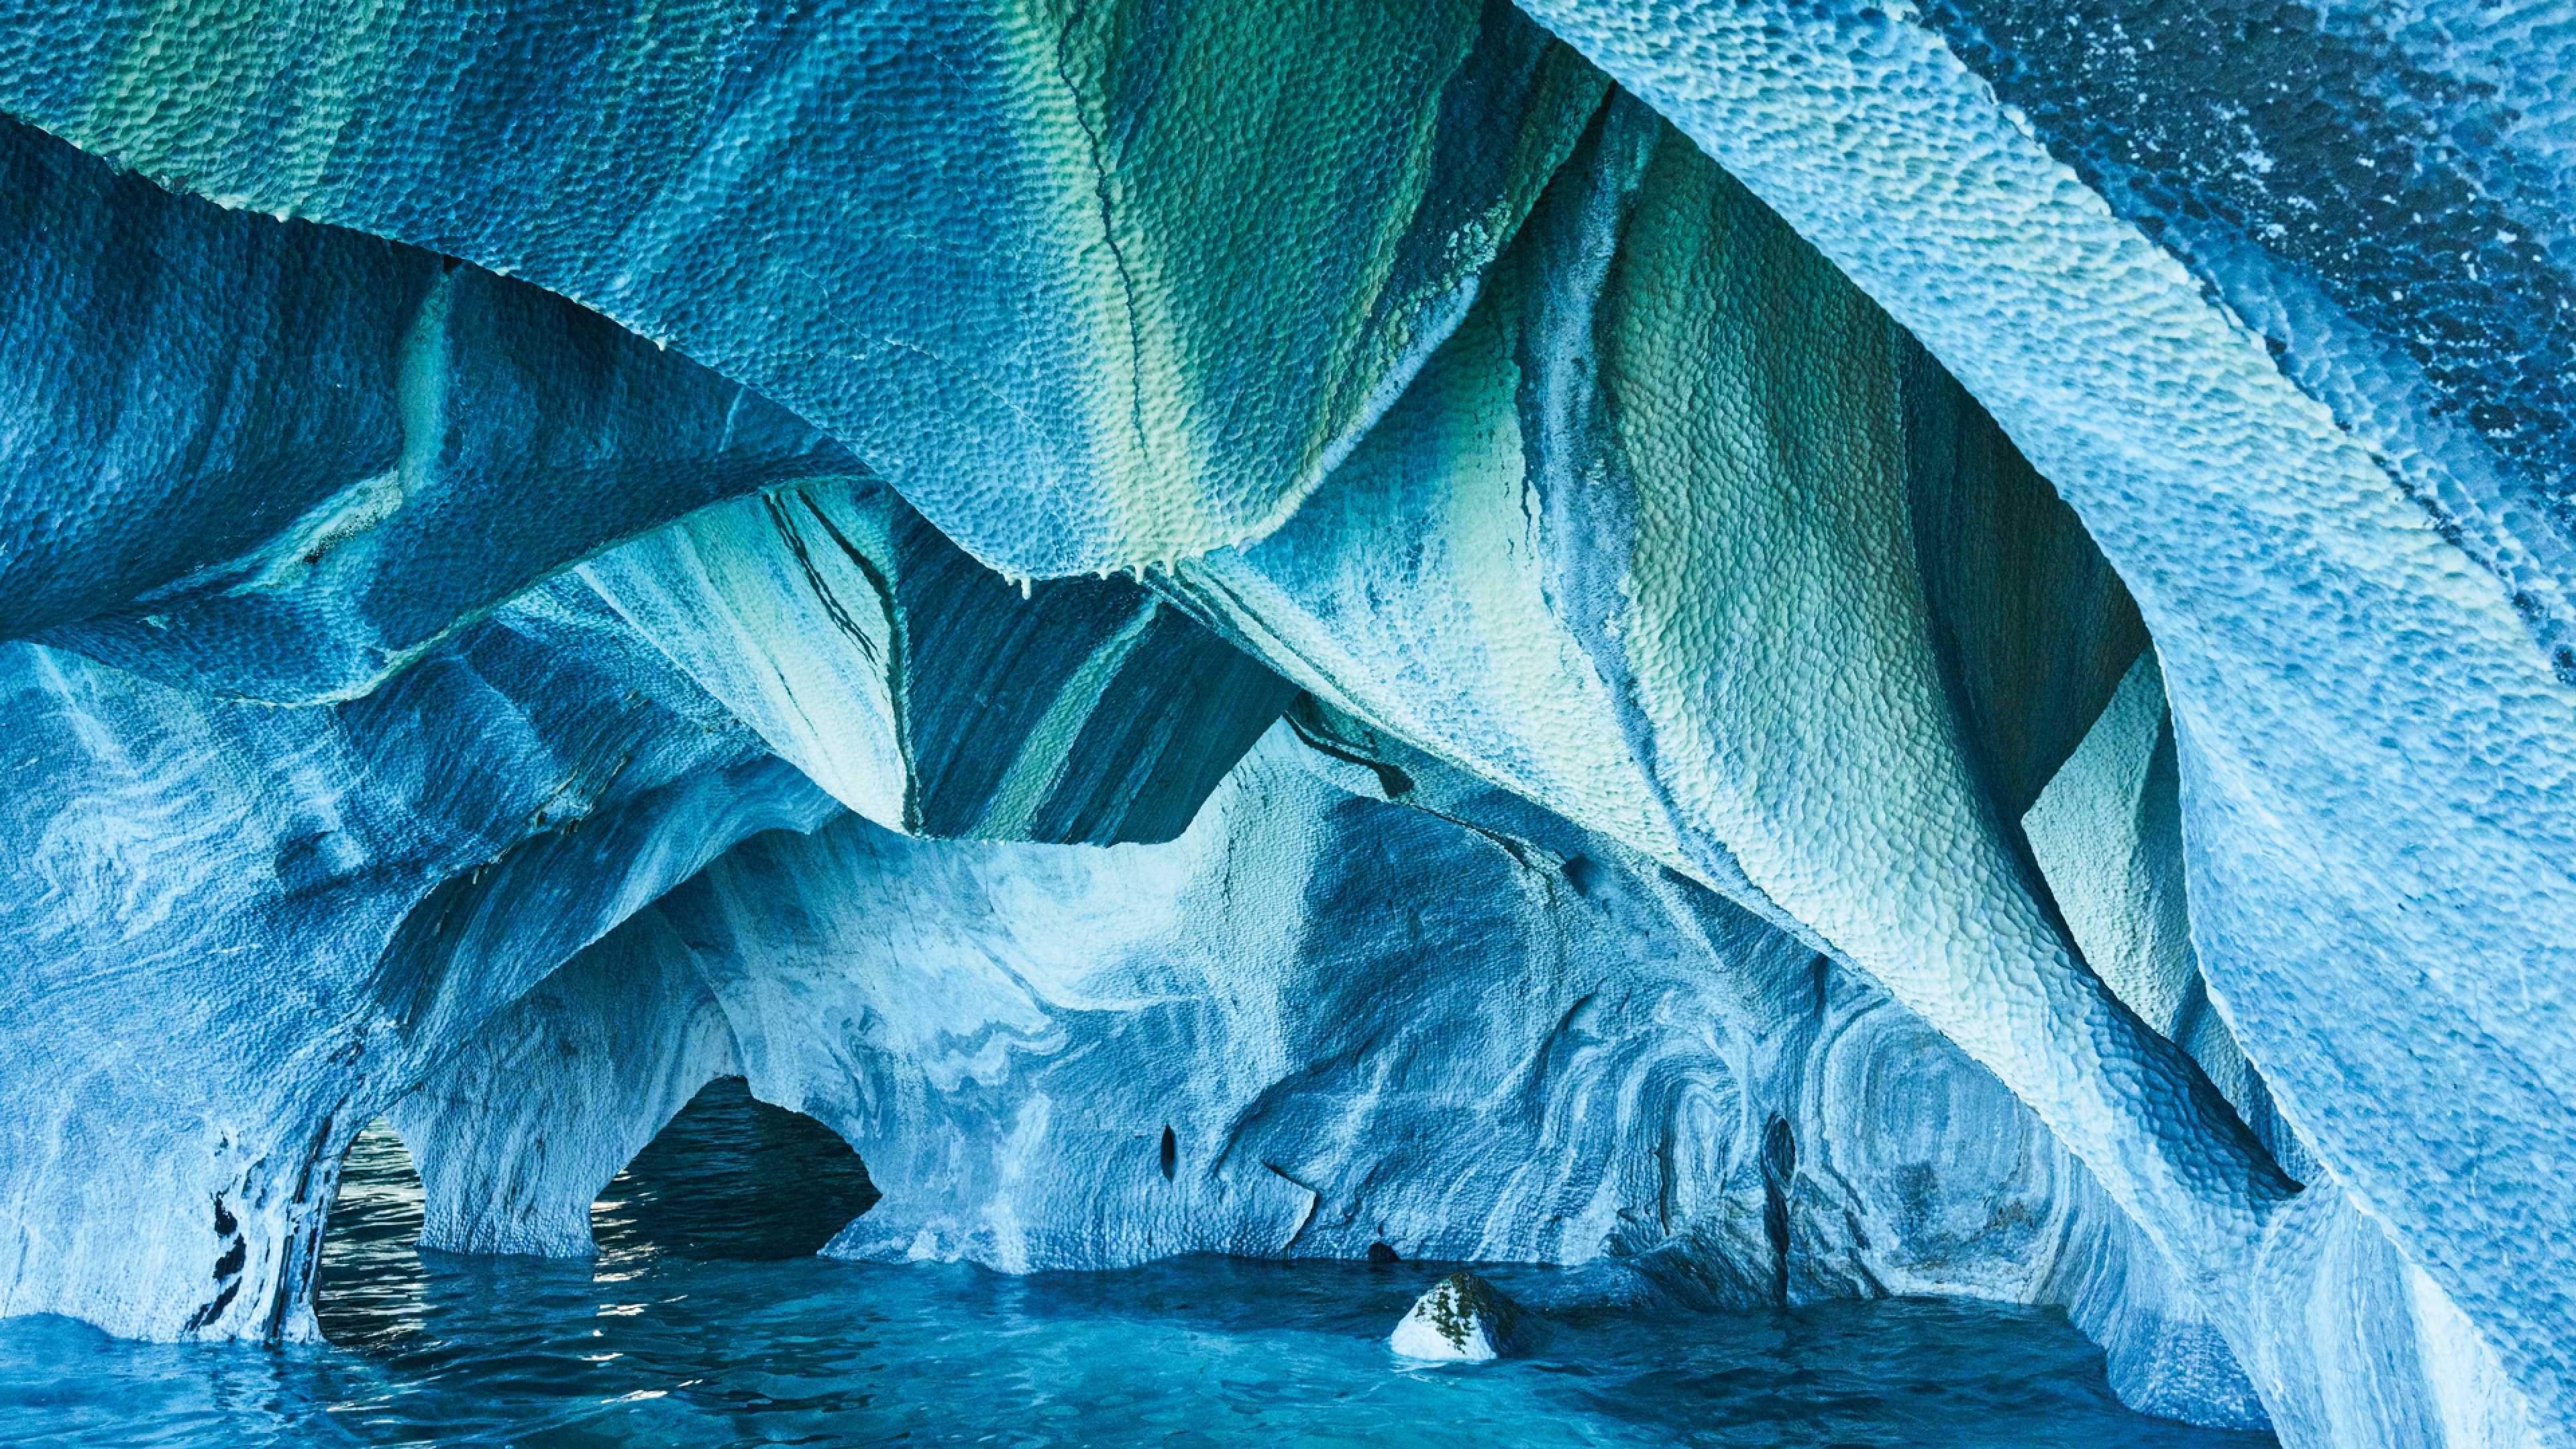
[0,580,839,1339]
[0,1,2563,1446]
[0,119,1291,1340]
[393,723,2263,1426]
[1495,5,2576,1438]
[0,0,1609,576]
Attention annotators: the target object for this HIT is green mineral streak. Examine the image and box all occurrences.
[965,596,1161,839]
[387,267,458,498]
[85,0,745,223]
[1602,129,1932,867]
[1016,0,1606,566]
[80,0,398,210]
[1163,178,1695,869]
[1589,121,2295,1305]
[83,0,301,205]
[78,0,1603,574]
[1403,279,1687,861]
[1003,0,1190,564]
[1246,36,1609,553]
[223,268,450,600]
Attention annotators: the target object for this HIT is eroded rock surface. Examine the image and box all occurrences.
[0,3,2563,1447]
[393,725,2260,1424]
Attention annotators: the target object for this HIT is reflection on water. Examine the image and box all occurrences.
[319,1078,880,1356]
[0,1083,2277,1448]
[588,1079,879,1267]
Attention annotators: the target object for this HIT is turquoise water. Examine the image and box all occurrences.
[0,1085,2275,1448]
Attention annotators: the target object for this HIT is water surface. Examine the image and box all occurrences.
[0,1086,2277,1448]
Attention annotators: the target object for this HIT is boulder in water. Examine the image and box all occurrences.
[1390,1272,1522,1362]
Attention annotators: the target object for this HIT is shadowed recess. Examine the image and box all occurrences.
[591,1079,880,1263]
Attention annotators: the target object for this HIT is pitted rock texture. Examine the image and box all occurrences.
[1169,91,2290,1389]
[1489,7,2576,1434]
[0,0,1608,575]
[0,3,2563,1448]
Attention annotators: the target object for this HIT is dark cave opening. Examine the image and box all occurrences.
[590,1077,879,1263]
[315,1118,427,1350]
[314,1079,879,1346]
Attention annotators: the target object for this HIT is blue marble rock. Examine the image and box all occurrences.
[0,582,839,1339]
[0,0,1606,576]
[0,117,863,704]
[392,722,2259,1423]
[0,3,2565,1448]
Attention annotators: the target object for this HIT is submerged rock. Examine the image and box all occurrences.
[1391,1273,1525,1363]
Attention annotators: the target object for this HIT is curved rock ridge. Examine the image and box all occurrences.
[0,115,863,704]
[1921,0,2576,674]
[1491,3,2576,1438]
[2020,652,2303,1179]
[1166,85,2297,1396]
[0,529,1287,1339]
[0,0,1608,574]
[0,89,1293,834]
[0,58,1301,1341]
[582,478,1294,843]
[391,723,2260,1425]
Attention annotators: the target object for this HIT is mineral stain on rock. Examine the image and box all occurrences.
[1391,1272,1525,1362]
[0,0,2562,1444]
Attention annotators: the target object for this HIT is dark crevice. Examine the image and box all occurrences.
[765,489,881,667]
[794,486,918,821]
[1760,1115,1797,1308]
[181,1281,239,1334]
[1283,707,1415,799]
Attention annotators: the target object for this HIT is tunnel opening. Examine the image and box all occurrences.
[315,1118,428,1350]
[590,1077,879,1263]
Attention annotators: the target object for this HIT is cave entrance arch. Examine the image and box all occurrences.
[591,1077,878,1261]
[315,1118,428,1348]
